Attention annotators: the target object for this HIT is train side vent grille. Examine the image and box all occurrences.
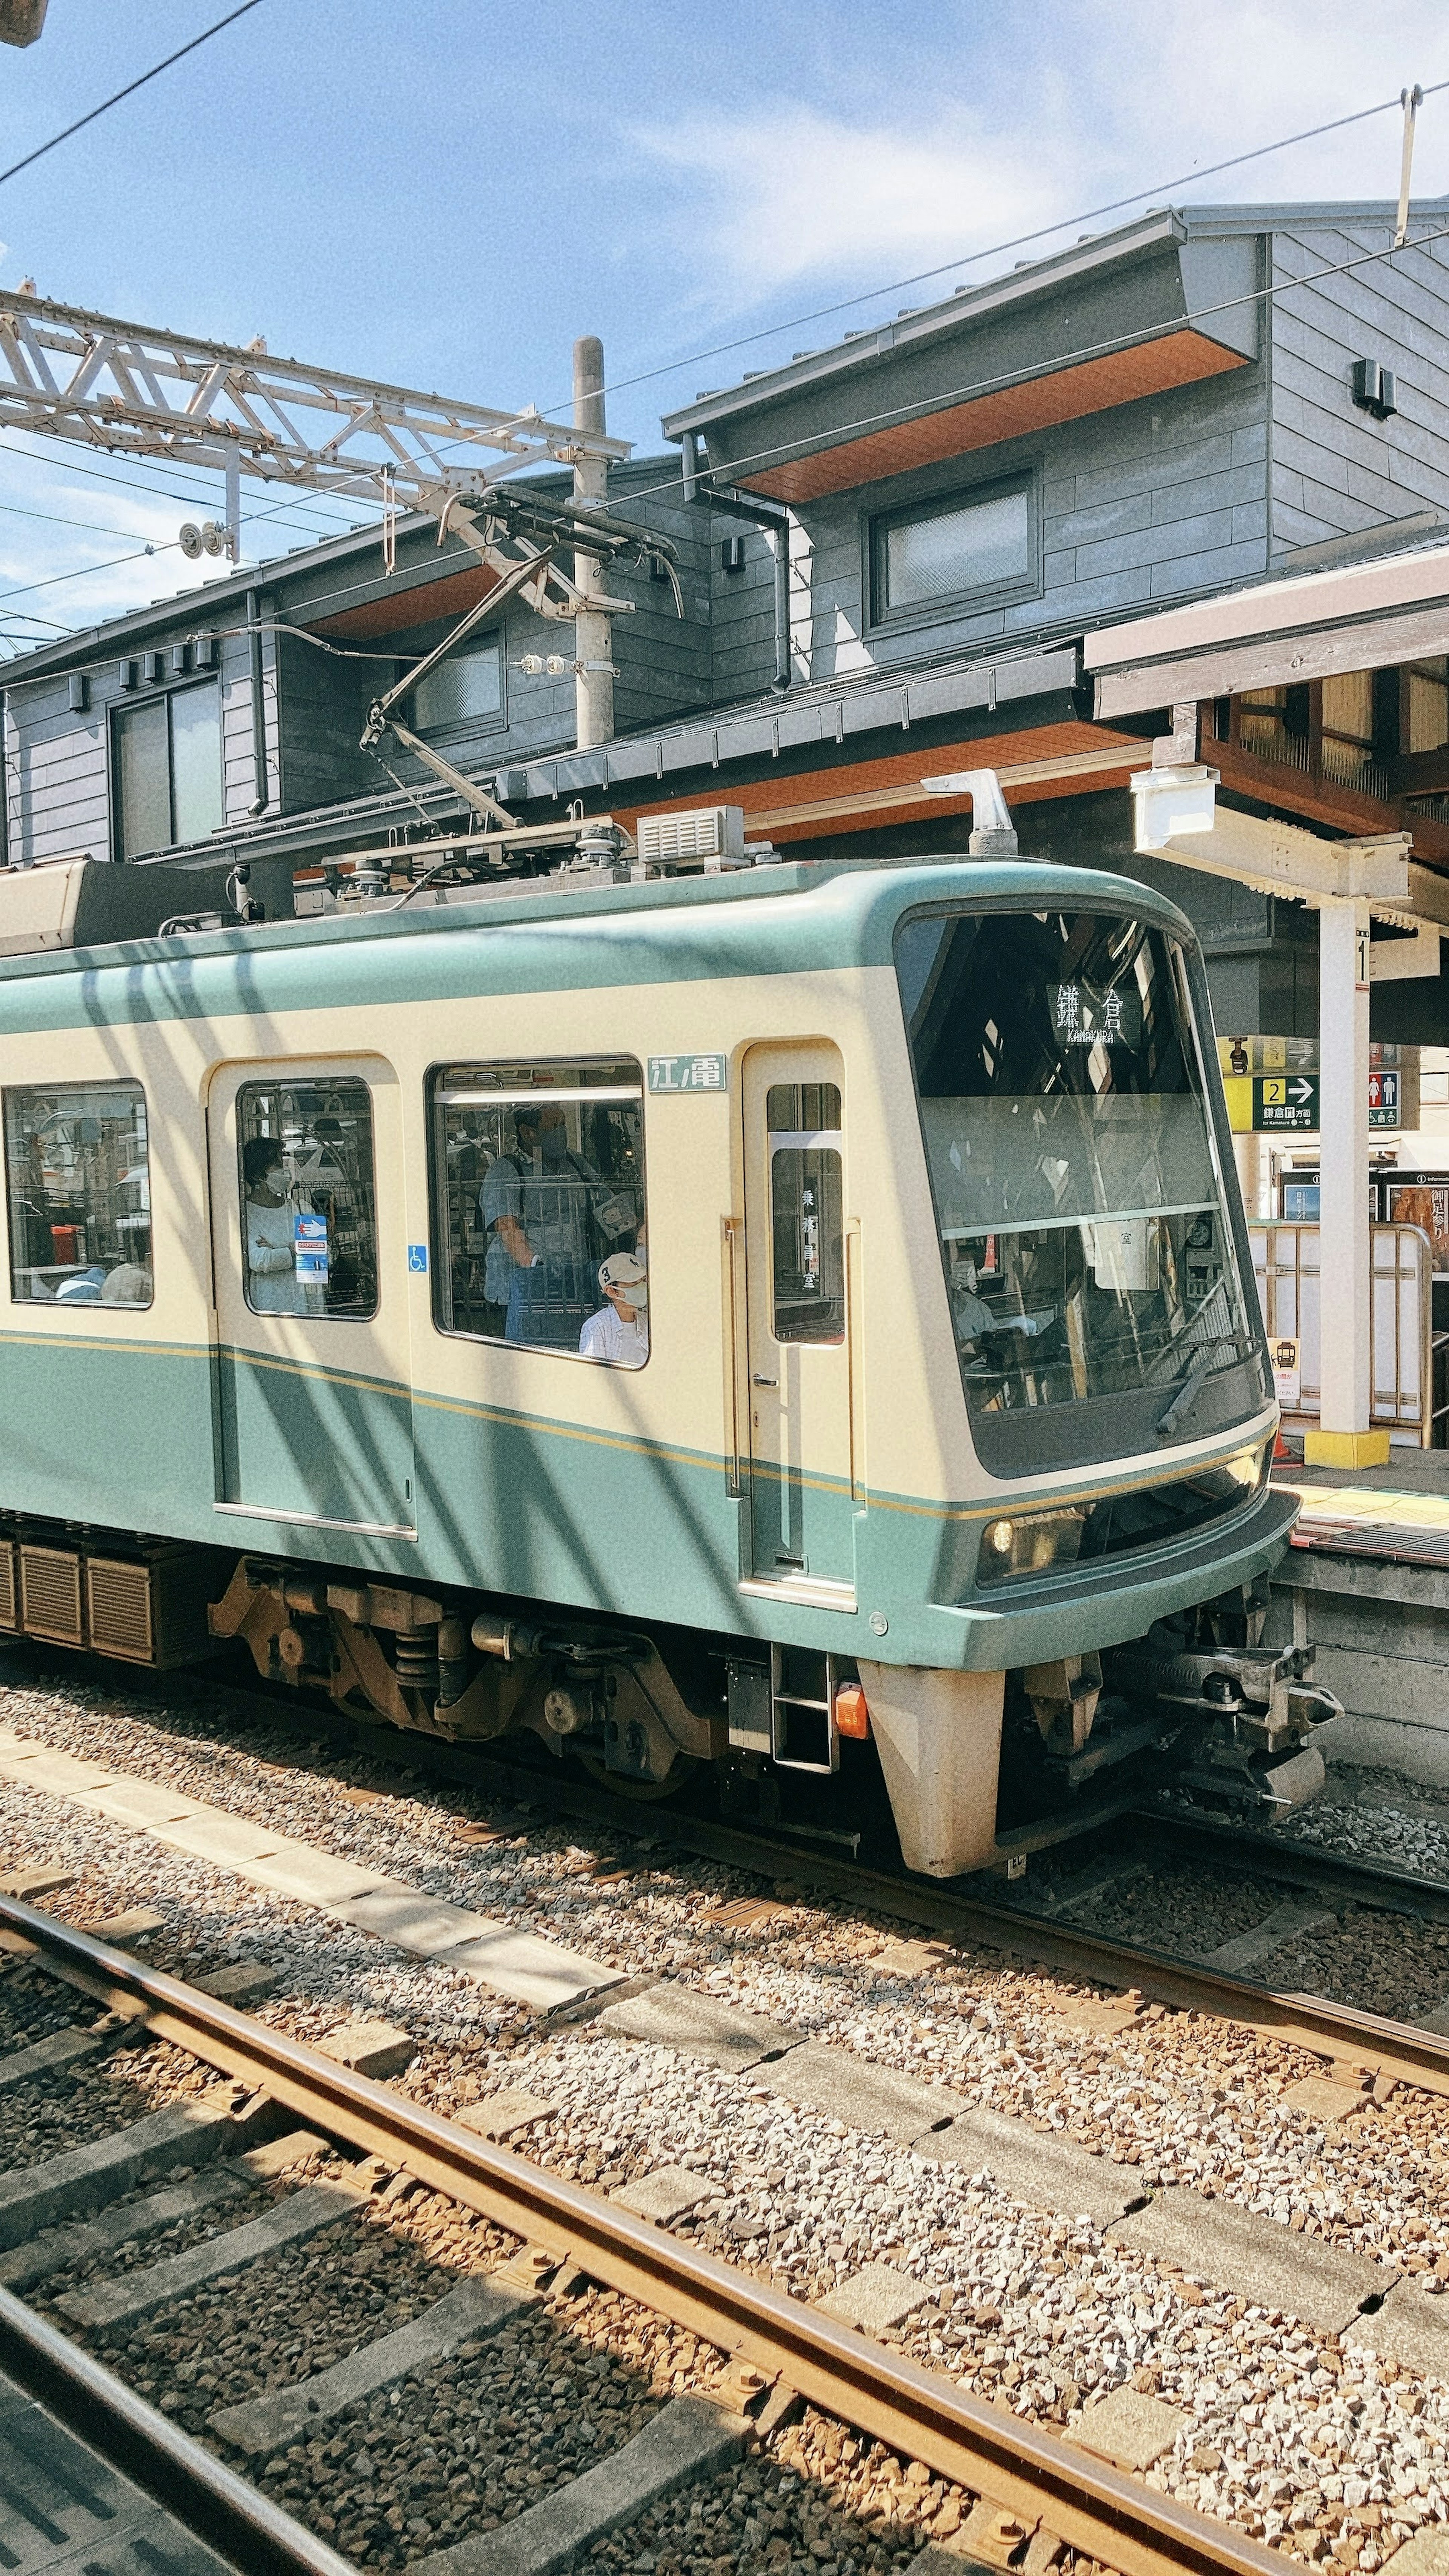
[637,805,745,866]
[87,1558,154,1663]
[19,1546,84,1646]
[0,1544,16,1633]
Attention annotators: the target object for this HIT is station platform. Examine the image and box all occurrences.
[1266,1458,1449,1786]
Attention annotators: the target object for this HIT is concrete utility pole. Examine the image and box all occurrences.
[572,335,614,751]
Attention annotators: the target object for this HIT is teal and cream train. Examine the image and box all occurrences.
[0,844,1327,1876]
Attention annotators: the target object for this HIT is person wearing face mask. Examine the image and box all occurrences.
[481,1103,612,1348]
[579,1251,649,1366]
[243,1134,320,1316]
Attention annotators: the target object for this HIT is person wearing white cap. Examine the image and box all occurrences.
[578,1252,649,1367]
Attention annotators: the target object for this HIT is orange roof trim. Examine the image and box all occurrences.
[738,332,1248,503]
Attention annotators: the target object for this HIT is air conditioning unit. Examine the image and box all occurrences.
[637,805,747,869]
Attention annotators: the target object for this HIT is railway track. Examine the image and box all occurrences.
[200,1690,1449,2104]
[0,1891,1324,2576]
[9,1635,1449,2091]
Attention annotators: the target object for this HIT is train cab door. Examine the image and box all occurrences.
[207,1058,417,1538]
[741,1043,857,1598]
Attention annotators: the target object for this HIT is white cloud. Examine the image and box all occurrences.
[635,0,1449,319]
[641,104,1092,313]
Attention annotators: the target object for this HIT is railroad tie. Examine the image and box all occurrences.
[0,2025,102,2087]
[0,2166,246,2293]
[409,2395,746,2576]
[0,2099,238,2252]
[57,2178,361,2333]
[208,2274,525,2456]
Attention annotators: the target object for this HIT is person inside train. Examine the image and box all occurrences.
[242,1133,314,1316]
[480,1103,632,1349]
[578,1251,649,1367]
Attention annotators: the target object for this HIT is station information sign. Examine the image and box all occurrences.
[1369,1069,1400,1129]
[1223,1069,1403,1134]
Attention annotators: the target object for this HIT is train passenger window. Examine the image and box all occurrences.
[3,1082,153,1307]
[429,1060,646,1363]
[236,1079,378,1320]
[768,1085,843,1344]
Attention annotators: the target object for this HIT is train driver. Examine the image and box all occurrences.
[579,1252,648,1367]
[480,1104,631,1348]
[243,1134,316,1316]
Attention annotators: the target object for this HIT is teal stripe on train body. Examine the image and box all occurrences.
[0,1329,1294,1672]
[0,857,1200,1035]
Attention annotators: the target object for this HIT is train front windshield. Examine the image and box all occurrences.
[896,904,1269,1475]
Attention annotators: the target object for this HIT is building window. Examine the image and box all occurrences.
[413,640,503,732]
[112,680,223,859]
[237,1078,378,1320]
[430,1060,647,1363]
[1405,658,1449,755]
[868,477,1037,626]
[4,1081,152,1306]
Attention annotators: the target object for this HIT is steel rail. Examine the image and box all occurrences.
[167,1684,1449,2099]
[1127,1805,1449,1925]
[0,2277,357,2576]
[295,1718,1449,2098]
[0,1893,1283,2576]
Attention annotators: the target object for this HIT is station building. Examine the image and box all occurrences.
[6,191,1449,1778]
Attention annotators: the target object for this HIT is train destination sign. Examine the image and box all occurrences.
[648,1053,728,1094]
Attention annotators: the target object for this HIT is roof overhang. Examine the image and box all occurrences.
[1087,534,1449,717]
[664,216,1260,504]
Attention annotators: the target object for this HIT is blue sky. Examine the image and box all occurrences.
[0,0,1447,643]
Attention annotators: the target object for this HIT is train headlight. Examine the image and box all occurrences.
[975,1506,1088,1586]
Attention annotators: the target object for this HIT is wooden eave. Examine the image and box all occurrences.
[735,334,1249,504]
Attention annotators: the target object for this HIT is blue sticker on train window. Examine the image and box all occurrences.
[408,1243,428,1273]
[648,1053,727,1094]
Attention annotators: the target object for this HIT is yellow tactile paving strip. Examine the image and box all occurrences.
[1282,1481,1449,1532]
[1272,1475,1449,1561]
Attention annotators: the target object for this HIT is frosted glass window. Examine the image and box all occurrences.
[170,684,224,844]
[873,483,1033,620]
[113,681,220,859]
[413,641,503,731]
[113,700,169,860]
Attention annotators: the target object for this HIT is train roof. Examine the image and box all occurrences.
[0,852,1200,1038]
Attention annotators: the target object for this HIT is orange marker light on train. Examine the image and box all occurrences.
[835,1682,870,1740]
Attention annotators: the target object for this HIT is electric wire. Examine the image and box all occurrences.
[521,80,1449,423]
[0,1,268,192]
[0,435,381,543]
[521,210,1449,520]
[9,205,1449,670]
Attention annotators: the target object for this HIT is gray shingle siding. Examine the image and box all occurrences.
[1268,223,1449,557]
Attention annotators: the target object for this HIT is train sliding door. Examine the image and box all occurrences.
[207,1058,417,1538]
[742,1042,856,1598]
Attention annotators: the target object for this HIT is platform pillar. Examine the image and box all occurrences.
[1306,897,1389,1469]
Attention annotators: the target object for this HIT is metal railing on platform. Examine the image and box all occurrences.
[1248,1221,1449,1447]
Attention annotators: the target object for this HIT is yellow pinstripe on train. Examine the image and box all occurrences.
[0,831,1337,1878]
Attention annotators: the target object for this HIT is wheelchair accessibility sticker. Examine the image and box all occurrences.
[408,1244,428,1274]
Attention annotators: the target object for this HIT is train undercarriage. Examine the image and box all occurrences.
[0,1516,1340,1876]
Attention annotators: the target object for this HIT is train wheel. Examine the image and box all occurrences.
[574,1747,696,1803]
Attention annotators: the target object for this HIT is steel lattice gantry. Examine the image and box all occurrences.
[0,289,629,503]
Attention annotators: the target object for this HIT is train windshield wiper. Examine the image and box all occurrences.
[1154,1333,1254,1438]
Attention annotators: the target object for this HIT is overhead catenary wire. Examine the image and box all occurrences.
[0,435,384,544]
[520,79,1449,423]
[8,203,1449,677]
[0,0,267,192]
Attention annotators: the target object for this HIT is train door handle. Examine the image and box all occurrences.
[752,1373,777,1386]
